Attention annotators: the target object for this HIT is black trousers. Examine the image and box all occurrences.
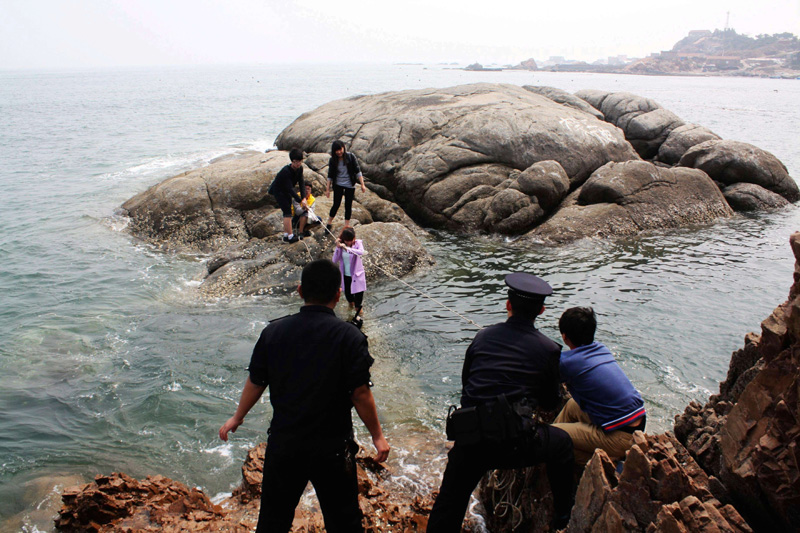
[427,425,574,532]
[256,442,362,533]
[329,184,356,221]
[343,275,364,309]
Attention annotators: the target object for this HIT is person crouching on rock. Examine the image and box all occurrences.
[268,147,307,244]
[333,227,366,318]
[552,306,646,465]
[325,140,366,231]
[219,258,389,532]
[292,184,318,239]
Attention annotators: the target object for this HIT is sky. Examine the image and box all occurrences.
[1,0,798,69]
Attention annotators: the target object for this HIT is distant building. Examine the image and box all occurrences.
[688,30,712,38]
[706,56,742,70]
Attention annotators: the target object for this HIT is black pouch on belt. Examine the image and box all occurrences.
[445,405,482,445]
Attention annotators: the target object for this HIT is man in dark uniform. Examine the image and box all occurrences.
[219,259,390,533]
[268,147,307,243]
[427,273,574,532]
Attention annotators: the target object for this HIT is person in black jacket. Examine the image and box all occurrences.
[427,273,575,532]
[219,259,390,533]
[325,140,366,231]
[268,148,307,243]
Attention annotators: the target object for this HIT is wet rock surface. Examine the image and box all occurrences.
[56,443,434,532]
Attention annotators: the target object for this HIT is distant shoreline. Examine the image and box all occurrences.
[460,66,800,80]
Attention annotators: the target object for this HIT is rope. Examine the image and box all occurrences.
[486,469,525,530]
[308,207,483,331]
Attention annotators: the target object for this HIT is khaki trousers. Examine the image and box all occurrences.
[552,399,634,465]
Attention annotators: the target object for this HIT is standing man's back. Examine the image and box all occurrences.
[219,259,389,532]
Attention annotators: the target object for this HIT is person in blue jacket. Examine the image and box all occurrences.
[552,306,646,465]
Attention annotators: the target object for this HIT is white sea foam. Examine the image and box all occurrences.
[203,443,233,458]
[211,492,233,505]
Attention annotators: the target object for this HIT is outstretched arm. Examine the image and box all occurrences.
[351,384,390,462]
[219,377,267,441]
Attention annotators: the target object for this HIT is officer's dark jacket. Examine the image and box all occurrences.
[461,315,561,409]
[327,152,361,187]
[248,305,373,452]
[268,164,305,203]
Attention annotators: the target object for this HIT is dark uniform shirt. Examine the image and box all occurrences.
[461,315,561,409]
[268,164,305,203]
[248,305,373,452]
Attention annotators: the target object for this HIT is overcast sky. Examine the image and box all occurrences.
[1,0,798,69]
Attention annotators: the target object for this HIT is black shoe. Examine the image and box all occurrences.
[286,235,299,243]
[302,230,312,237]
[326,224,332,232]
[282,235,290,242]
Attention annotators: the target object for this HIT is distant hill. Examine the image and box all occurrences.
[623,29,800,78]
[671,29,800,58]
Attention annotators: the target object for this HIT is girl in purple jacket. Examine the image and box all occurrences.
[332,227,366,317]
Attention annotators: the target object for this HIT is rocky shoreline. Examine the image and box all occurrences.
[54,232,800,531]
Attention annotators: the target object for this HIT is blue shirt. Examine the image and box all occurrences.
[560,341,645,432]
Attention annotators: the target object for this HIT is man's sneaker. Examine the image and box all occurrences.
[302,230,312,237]
[286,235,299,243]
[326,224,332,232]
[282,235,290,242]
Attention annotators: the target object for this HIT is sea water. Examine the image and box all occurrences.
[1,64,798,530]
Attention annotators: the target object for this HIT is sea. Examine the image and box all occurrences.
[1,64,798,531]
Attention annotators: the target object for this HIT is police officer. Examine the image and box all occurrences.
[427,273,575,532]
[219,259,389,533]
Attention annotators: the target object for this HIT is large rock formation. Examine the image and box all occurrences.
[120,84,797,295]
[121,150,433,297]
[275,83,640,231]
[529,161,733,243]
[674,231,800,531]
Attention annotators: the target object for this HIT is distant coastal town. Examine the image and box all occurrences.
[464,29,800,78]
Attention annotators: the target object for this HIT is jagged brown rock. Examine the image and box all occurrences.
[56,443,434,532]
[675,231,800,531]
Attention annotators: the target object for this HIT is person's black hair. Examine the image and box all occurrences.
[339,227,355,242]
[559,307,597,346]
[289,148,304,162]
[301,259,341,304]
[331,140,346,157]
[507,291,544,320]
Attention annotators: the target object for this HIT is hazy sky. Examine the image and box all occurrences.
[1,0,798,69]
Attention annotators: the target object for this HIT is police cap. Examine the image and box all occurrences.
[505,272,553,300]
